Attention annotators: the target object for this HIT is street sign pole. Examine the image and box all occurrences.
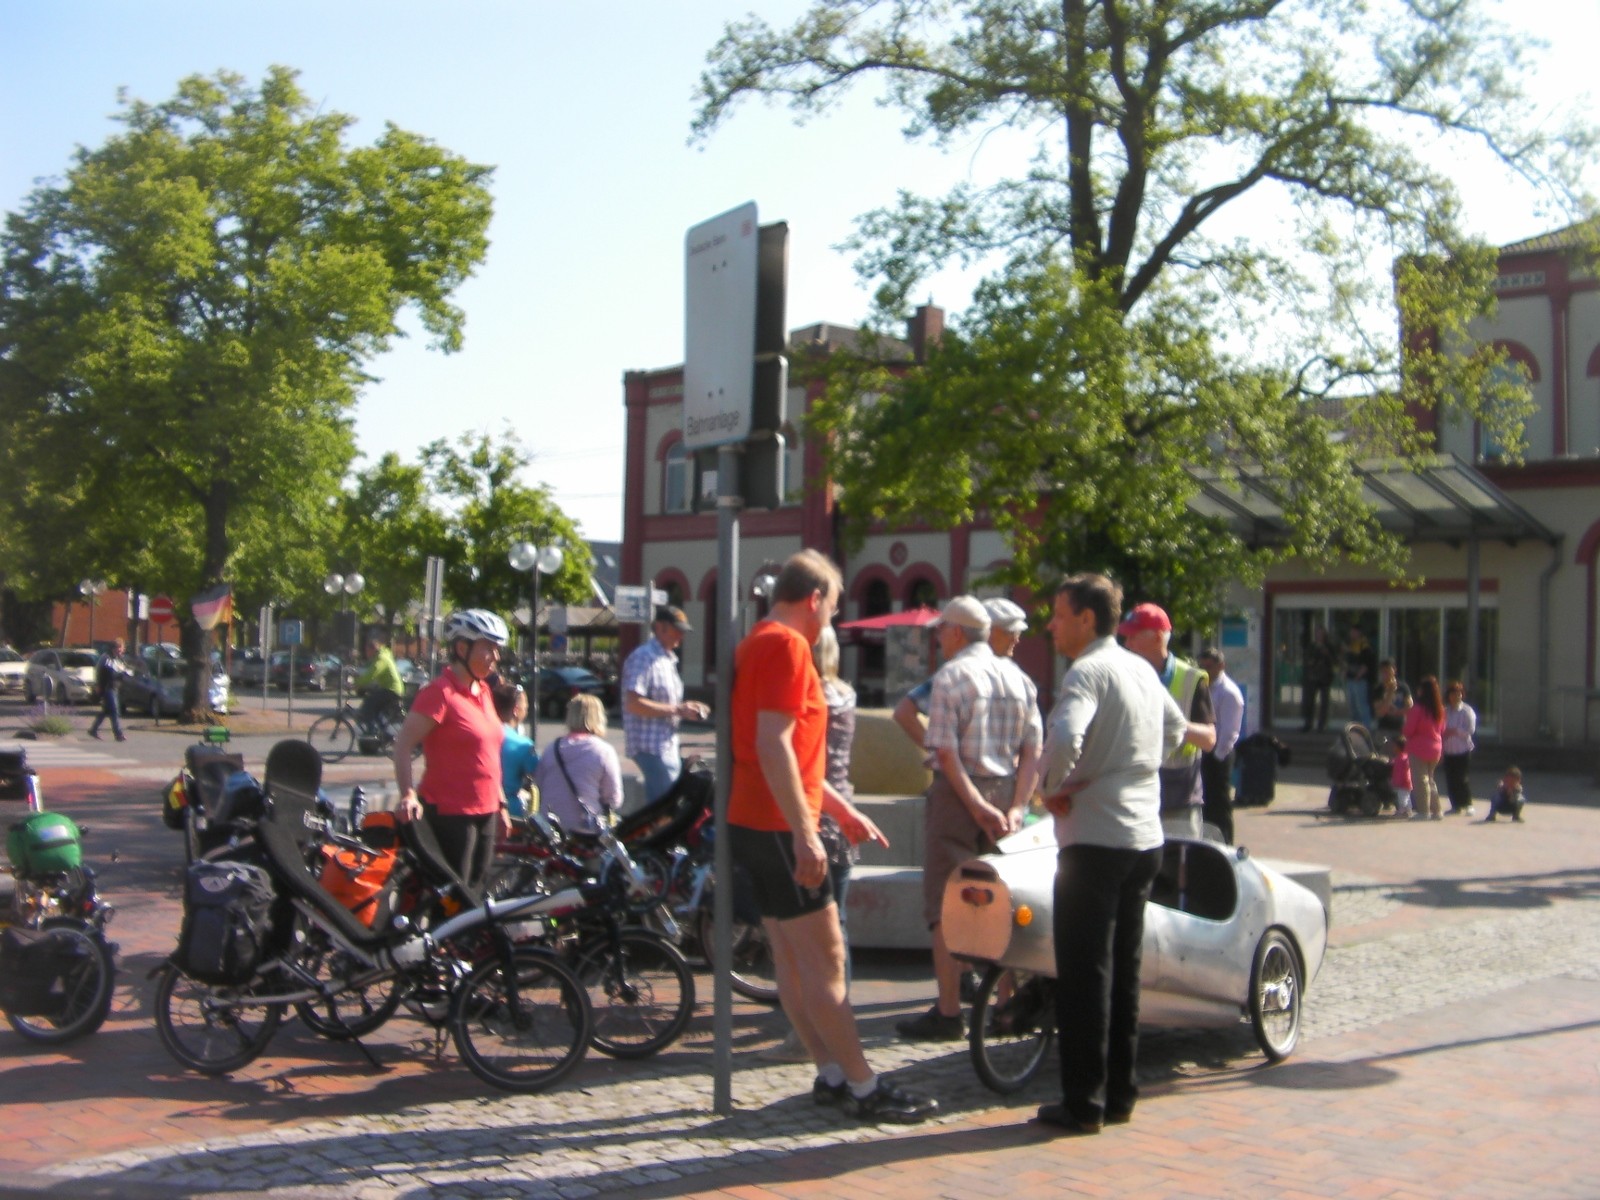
[711,443,742,1117]
[684,200,790,1116]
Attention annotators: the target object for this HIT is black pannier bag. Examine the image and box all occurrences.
[176,860,277,985]
[0,926,85,1016]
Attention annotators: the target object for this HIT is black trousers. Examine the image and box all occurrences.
[1053,843,1162,1124]
[1442,752,1473,812]
[1301,681,1329,731]
[423,805,499,893]
[1200,752,1235,844]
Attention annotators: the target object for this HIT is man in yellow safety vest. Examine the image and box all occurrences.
[1118,603,1216,838]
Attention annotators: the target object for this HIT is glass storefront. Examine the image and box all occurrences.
[1272,596,1498,731]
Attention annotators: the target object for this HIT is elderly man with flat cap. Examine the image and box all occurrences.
[1118,602,1216,838]
[622,604,710,802]
[898,594,1042,1041]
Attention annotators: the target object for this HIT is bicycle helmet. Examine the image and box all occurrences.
[443,609,510,647]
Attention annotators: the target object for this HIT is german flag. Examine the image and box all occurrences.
[190,583,233,631]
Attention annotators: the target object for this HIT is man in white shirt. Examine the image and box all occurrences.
[1198,647,1244,844]
[1034,574,1186,1136]
[897,595,1041,1042]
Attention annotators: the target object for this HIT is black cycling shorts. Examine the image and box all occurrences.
[727,824,834,921]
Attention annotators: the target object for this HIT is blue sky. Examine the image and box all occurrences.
[2,1,1593,542]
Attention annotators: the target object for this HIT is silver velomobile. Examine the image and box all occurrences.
[941,822,1328,1093]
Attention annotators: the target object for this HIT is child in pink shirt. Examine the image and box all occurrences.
[1389,735,1414,818]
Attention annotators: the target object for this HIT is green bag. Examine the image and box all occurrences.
[6,811,83,877]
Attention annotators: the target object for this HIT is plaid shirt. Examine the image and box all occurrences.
[924,642,1042,778]
[621,636,684,758]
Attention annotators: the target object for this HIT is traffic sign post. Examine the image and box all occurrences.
[683,202,789,1117]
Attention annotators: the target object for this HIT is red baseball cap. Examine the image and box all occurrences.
[1118,602,1172,637]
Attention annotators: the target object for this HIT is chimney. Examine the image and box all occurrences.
[908,304,944,363]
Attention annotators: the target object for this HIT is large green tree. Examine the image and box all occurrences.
[696,0,1596,623]
[329,452,451,641]
[422,430,592,650]
[0,67,492,709]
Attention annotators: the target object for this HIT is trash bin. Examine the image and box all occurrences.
[1236,733,1284,807]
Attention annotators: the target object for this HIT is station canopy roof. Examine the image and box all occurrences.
[1186,454,1558,548]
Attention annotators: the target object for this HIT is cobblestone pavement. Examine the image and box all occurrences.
[3,765,1598,1199]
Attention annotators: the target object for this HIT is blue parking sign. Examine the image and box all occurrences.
[279,619,303,647]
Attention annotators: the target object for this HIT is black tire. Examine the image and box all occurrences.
[154,963,284,1075]
[696,897,779,1005]
[574,929,695,1059]
[290,923,403,1040]
[969,965,1056,1094]
[4,922,116,1045]
[182,806,201,866]
[307,714,357,764]
[1358,789,1381,818]
[451,947,592,1092]
[1249,929,1303,1062]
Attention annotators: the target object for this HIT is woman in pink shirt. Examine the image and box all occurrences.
[1401,675,1447,820]
[394,609,510,889]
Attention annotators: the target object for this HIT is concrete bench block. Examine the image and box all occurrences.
[849,710,932,796]
[852,792,926,867]
[845,865,932,951]
[1256,857,1333,917]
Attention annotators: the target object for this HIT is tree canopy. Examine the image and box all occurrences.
[0,67,493,705]
[695,0,1597,623]
[423,430,593,645]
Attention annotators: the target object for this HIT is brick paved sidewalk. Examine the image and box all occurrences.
[1,767,1596,1198]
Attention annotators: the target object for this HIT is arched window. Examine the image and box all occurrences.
[860,578,892,677]
[906,578,939,610]
[1479,341,1540,463]
[663,442,690,514]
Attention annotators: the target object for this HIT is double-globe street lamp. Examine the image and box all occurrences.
[508,541,563,722]
[323,571,365,710]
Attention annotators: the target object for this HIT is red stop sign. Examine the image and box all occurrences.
[149,594,175,625]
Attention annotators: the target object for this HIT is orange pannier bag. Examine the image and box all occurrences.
[317,810,401,927]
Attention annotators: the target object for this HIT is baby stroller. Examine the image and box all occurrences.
[1325,724,1396,818]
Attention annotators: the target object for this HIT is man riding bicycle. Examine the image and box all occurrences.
[354,637,405,734]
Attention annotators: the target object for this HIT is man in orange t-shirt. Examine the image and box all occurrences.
[728,549,937,1125]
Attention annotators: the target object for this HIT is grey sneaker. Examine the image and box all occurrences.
[895,1005,964,1042]
[844,1078,940,1124]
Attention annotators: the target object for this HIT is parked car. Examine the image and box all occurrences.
[122,653,186,718]
[270,652,348,693]
[228,648,269,687]
[941,825,1328,1092]
[24,648,99,705]
[533,666,611,720]
[122,648,232,716]
[0,647,27,694]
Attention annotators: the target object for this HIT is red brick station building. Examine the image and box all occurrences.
[621,223,1600,751]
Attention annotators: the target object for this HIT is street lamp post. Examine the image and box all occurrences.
[79,578,107,646]
[508,541,564,722]
[323,571,366,711]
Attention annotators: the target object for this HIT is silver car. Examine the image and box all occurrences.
[941,823,1328,1092]
[0,647,26,694]
[24,648,99,705]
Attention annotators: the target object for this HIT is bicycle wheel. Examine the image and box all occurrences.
[5,923,116,1045]
[969,965,1056,1094]
[452,947,591,1092]
[289,922,403,1040]
[306,714,357,764]
[574,929,695,1059]
[154,963,284,1075]
[696,898,779,1005]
